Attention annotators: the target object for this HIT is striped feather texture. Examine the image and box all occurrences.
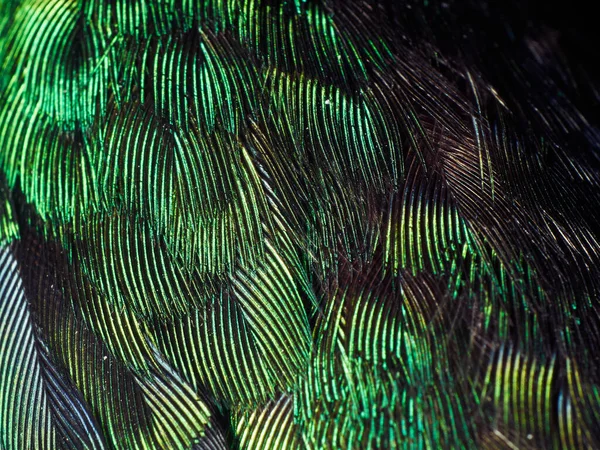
[1,0,600,448]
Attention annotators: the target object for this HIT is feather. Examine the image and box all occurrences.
[2,0,600,448]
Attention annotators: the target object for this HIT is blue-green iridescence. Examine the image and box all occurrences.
[1,0,600,449]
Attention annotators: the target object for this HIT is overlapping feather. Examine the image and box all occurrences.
[2,0,600,448]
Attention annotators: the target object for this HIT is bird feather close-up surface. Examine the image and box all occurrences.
[1,0,600,448]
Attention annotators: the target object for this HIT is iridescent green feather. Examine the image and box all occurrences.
[2,0,600,449]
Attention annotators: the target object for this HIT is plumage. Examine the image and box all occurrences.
[1,0,600,448]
